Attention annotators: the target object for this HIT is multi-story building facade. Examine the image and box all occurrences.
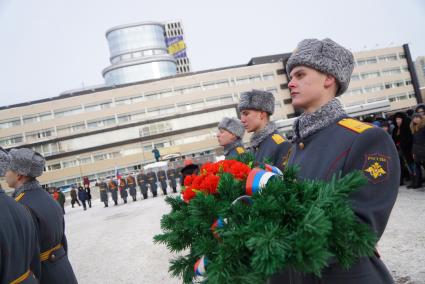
[0,44,421,189]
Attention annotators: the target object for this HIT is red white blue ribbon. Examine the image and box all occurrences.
[246,168,278,196]
[194,255,208,276]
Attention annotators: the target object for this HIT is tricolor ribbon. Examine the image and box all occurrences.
[194,255,208,276]
[211,217,227,239]
[246,168,279,196]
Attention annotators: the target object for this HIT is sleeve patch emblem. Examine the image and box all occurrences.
[236,147,245,154]
[363,154,390,184]
[272,134,285,145]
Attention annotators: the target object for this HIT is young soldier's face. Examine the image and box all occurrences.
[288,66,333,112]
[4,170,20,188]
[240,110,266,132]
[216,129,237,146]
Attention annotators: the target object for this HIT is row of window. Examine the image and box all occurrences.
[350,66,409,81]
[21,108,237,157]
[0,94,239,147]
[355,52,405,66]
[344,92,415,107]
[0,72,277,129]
[344,79,412,96]
[44,127,217,172]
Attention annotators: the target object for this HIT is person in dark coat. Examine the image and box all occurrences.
[157,170,168,195]
[392,112,414,186]
[70,186,80,208]
[239,89,291,170]
[5,148,78,283]
[96,178,109,207]
[0,147,41,284]
[217,117,246,159]
[180,164,199,186]
[136,170,149,199]
[77,184,88,210]
[269,38,399,284]
[166,165,178,193]
[146,171,158,197]
[410,113,425,188]
[152,147,161,162]
[126,174,137,201]
[57,188,66,214]
[118,178,128,204]
[83,184,92,208]
[108,178,118,205]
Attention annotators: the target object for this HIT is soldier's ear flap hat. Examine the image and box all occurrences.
[218,117,245,139]
[7,148,45,178]
[286,38,354,96]
[238,89,275,115]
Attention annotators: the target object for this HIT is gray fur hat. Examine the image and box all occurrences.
[238,89,275,114]
[218,117,245,138]
[7,148,45,178]
[286,38,354,96]
[0,147,10,176]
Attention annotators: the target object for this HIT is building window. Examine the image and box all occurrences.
[345,88,363,96]
[388,94,408,102]
[54,106,83,118]
[280,83,288,90]
[276,69,285,75]
[360,71,380,80]
[235,74,261,85]
[85,101,112,112]
[47,163,61,171]
[287,113,296,118]
[399,53,406,59]
[26,128,55,142]
[0,134,23,147]
[262,73,275,81]
[62,160,77,169]
[174,84,201,95]
[378,54,398,62]
[364,84,383,93]
[381,67,402,76]
[357,57,377,66]
[93,153,108,161]
[87,117,116,129]
[384,81,404,89]
[0,118,21,129]
[351,74,360,81]
[283,98,292,105]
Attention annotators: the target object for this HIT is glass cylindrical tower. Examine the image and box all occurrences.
[103,22,177,85]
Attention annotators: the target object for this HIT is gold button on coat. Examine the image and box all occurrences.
[299,142,305,150]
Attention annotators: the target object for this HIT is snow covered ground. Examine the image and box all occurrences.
[64,186,425,284]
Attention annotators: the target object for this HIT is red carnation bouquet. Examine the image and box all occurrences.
[182,160,251,203]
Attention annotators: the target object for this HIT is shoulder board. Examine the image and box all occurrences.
[338,118,373,134]
[236,146,245,154]
[271,134,286,145]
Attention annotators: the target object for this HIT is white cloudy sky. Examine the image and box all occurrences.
[0,0,424,106]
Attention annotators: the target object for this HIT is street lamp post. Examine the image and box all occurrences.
[76,156,83,184]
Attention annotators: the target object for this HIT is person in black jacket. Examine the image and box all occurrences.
[392,112,414,186]
[78,184,88,210]
[84,184,92,208]
[410,112,425,188]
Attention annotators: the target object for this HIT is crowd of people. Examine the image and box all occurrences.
[363,104,425,189]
